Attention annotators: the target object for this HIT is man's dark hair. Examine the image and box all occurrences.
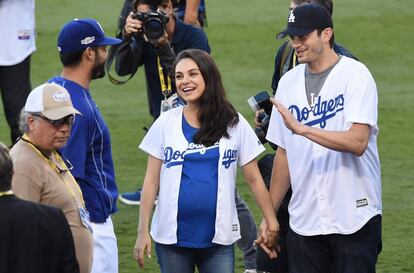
[172,49,239,147]
[59,49,85,67]
[294,0,333,15]
[0,142,13,192]
[133,0,168,11]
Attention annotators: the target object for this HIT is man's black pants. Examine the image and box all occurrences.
[0,55,32,144]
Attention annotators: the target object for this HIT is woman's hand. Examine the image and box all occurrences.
[133,231,152,268]
[255,218,281,259]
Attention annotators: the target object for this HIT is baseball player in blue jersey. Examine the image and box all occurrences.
[49,18,122,273]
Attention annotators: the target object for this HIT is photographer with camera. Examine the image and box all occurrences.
[115,0,210,119]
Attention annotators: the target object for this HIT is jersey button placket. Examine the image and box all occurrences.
[314,145,330,233]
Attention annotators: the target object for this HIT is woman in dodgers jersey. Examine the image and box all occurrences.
[133,49,279,273]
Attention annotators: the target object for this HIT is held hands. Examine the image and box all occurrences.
[270,98,304,135]
[254,218,281,259]
[133,231,152,268]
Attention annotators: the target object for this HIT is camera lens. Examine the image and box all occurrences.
[144,19,164,40]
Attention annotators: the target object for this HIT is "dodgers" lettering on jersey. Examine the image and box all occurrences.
[288,94,344,128]
[164,142,220,168]
[164,147,186,168]
[164,147,238,169]
[222,149,237,169]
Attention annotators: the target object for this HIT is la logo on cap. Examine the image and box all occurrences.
[288,10,295,23]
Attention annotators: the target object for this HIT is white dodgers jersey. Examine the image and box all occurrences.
[0,0,36,65]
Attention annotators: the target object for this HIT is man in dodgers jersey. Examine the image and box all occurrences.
[49,18,122,273]
[263,3,382,273]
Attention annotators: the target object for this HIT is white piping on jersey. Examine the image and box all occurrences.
[185,144,219,155]
[80,88,114,212]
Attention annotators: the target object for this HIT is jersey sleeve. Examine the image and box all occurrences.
[139,116,165,160]
[343,64,379,137]
[237,114,265,166]
[266,84,289,149]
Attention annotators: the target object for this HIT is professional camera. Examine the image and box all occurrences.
[133,8,169,40]
[247,91,274,145]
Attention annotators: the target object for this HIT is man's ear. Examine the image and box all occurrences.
[27,115,36,132]
[323,28,333,42]
[84,47,95,61]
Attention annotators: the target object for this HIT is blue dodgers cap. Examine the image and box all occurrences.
[276,3,333,39]
[57,18,121,53]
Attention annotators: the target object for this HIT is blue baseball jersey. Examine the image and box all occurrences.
[49,76,118,223]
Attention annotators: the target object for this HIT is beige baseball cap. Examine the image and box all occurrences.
[24,83,81,120]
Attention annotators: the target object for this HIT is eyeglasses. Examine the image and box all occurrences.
[56,154,74,174]
[32,114,75,127]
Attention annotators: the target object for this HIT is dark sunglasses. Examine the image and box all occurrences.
[32,114,75,127]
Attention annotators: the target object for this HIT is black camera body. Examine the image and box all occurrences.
[133,8,169,40]
[247,91,275,147]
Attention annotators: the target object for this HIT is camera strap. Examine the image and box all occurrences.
[157,55,172,96]
[105,42,138,85]
[280,40,297,78]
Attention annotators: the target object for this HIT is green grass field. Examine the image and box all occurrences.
[1,0,413,272]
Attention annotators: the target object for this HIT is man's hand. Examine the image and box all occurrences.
[254,109,266,127]
[123,12,143,38]
[255,218,281,259]
[271,98,304,135]
[144,31,169,47]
